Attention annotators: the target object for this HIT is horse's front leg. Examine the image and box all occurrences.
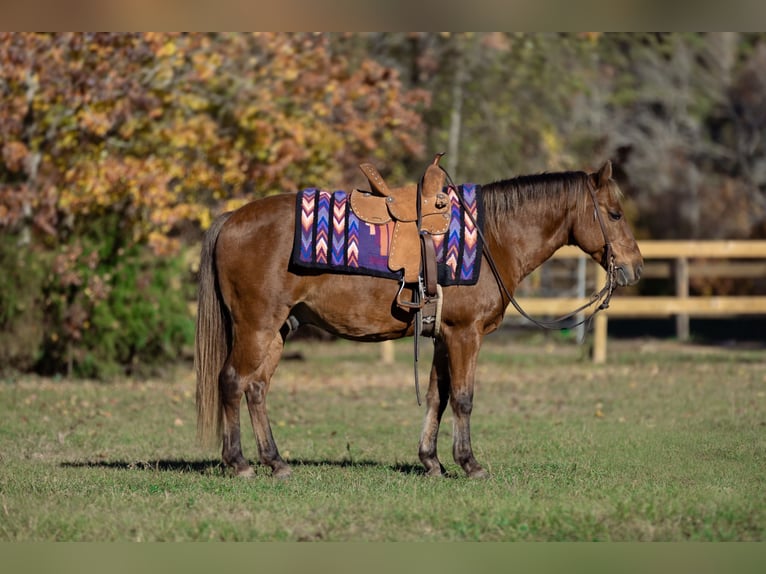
[444,327,488,479]
[418,339,451,476]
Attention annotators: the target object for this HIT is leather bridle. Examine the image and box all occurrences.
[442,167,618,331]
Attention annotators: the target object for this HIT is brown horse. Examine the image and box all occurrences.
[195,160,643,479]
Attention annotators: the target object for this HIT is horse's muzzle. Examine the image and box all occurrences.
[615,262,643,286]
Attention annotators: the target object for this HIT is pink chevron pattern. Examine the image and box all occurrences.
[444,189,462,278]
[293,186,482,285]
[432,232,445,255]
[299,189,316,261]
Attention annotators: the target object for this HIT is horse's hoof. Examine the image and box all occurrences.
[467,468,489,479]
[272,465,293,479]
[236,466,256,478]
[424,464,447,477]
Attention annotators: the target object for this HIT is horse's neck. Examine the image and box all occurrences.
[490,200,572,287]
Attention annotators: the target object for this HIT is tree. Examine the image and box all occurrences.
[0,32,430,375]
[593,33,766,241]
[366,33,605,182]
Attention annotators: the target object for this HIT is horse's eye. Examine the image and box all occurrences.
[608,210,622,221]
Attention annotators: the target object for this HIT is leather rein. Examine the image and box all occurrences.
[440,167,618,331]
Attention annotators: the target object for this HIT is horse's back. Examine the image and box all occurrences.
[218,193,297,251]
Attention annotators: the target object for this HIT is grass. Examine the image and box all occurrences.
[0,332,764,541]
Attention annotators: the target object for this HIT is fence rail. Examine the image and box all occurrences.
[513,240,766,362]
[378,240,766,364]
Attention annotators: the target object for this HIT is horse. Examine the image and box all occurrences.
[195,160,643,479]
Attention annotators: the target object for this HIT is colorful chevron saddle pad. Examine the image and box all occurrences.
[291,184,483,286]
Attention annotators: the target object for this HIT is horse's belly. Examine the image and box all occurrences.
[291,275,414,341]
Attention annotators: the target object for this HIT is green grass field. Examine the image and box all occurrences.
[1,333,764,541]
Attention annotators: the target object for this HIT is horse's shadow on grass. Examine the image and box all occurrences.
[60,458,427,476]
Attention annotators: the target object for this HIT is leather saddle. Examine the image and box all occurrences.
[351,154,450,398]
[350,154,450,290]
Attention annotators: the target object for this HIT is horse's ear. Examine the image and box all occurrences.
[597,161,612,187]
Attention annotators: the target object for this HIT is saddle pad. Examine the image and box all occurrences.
[291,184,483,286]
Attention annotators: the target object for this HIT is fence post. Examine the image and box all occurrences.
[674,256,690,341]
[381,340,395,364]
[593,313,608,364]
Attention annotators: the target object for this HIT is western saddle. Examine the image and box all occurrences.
[350,153,451,404]
[350,153,450,334]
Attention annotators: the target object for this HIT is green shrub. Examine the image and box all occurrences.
[0,234,47,373]
[87,245,196,378]
[38,239,196,379]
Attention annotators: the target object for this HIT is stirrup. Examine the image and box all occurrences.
[395,278,423,310]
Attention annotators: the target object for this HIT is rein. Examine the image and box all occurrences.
[440,167,618,332]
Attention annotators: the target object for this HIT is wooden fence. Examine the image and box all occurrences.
[513,240,766,363]
[378,240,766,364]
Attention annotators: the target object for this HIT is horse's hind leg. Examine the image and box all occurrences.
[220,327,289,478]
[418,339,451,476]
[220,362,255,477]
[243,333,292,479]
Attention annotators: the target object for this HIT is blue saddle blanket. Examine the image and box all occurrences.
[291,184,483,286]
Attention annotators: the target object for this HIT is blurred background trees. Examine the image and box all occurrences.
[2,32,766,376]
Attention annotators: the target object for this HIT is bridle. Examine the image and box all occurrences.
[442,167,618,331]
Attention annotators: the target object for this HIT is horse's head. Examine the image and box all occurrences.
[571,161,643,286]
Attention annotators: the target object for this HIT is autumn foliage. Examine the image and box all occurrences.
[4,32,766,376]
[0,32,427,251]
[0,33,429,376]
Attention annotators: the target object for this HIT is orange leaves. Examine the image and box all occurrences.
[190,50,219,82]
[77,109,111,138]
[0,33,428,255]
[0,33,433,377]
[147,231,180,257]
[239,33,426,188]
[2,141,29,172]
